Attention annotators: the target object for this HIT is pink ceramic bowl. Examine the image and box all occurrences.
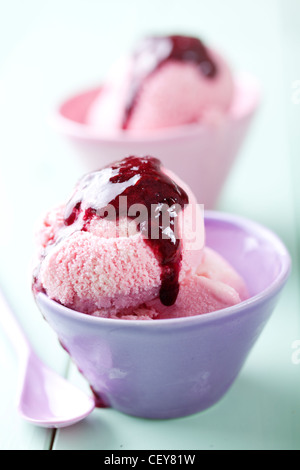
[52,73,260,209]
[35,211,290,419]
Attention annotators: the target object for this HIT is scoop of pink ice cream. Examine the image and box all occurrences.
[33,156,248,319]
[86,35,234,133]
[145,247,249,320]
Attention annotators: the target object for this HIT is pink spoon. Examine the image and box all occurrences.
[0,288,95,428]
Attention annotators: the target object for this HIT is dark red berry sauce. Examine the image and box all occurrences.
[64,156,189,306]
[122,34,218,128]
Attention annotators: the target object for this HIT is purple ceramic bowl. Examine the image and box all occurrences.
[35,211,291,419]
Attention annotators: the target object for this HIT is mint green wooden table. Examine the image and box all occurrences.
[0,0,299,450]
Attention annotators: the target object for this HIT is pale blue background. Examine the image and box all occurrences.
[0,0,299,449]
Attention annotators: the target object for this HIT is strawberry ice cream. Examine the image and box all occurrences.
[86,34,234,133]
[33,156,248,319]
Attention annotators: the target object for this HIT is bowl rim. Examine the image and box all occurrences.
[36,210,291,329]
[51,72,261,145]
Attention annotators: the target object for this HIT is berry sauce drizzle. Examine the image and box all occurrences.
[64,156,189,306]
[122,34,218,129]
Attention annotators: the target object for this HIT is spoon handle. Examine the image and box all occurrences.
[0,288,30,361]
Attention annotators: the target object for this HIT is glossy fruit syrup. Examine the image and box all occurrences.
[64,156,189,306]
[122,34,218,128]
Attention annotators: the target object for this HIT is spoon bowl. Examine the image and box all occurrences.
[17,351,95,428]
[0,289,95,428]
